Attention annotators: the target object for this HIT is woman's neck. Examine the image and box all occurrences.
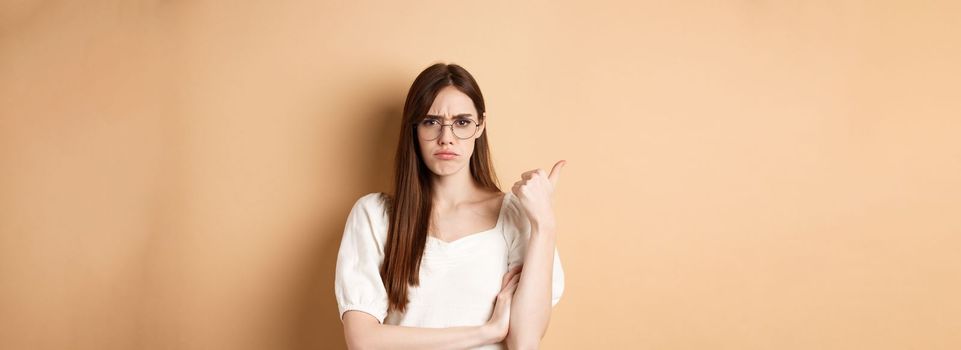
[430,170,489,209]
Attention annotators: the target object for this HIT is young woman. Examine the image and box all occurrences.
[334,63,565,350]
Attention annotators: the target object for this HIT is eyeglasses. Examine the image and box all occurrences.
[412,117,482,141]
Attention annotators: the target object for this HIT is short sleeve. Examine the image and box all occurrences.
[506,197,566,307]
[334,193,390,323]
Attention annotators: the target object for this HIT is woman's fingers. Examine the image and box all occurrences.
[498,274,521,302]
[501,265,522,289]
[505,274,521,294]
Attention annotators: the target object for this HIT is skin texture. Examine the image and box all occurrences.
[342,85,565,349]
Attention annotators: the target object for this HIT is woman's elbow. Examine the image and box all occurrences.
[508,341,540,350]
[344,334,371,350]
[345,342,373,350]
[506,334,542,350]
[343,327,372,350]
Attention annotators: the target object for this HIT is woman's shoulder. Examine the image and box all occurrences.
[354,191,390,205]
[351,192,391,218]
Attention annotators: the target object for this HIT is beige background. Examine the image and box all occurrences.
[1,1,959,349]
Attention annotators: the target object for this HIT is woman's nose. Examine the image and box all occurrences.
[437,125,455,144]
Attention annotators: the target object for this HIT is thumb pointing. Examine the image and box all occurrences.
[548,160,566,187]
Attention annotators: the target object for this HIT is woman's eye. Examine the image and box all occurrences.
[456,120,471,126]
[422,119,438,126]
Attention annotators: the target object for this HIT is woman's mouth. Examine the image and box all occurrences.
[434,152,458,160]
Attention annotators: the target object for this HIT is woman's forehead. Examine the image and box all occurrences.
[427,104,474,115]
[428,87,476,115]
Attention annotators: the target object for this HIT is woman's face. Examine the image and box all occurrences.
[417,85,485,178]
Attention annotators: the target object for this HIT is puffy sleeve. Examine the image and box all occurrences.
[334,193,390,323]
[506,197,566,307]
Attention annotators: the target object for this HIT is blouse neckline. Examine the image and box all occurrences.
[426,192,510,246]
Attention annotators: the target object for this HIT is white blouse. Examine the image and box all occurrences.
[335,192,564,348]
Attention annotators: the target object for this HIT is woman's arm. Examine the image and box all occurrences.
[342,265,523,350]
[343,311,496,350]
[506,160,566,349]
[505,223,556,350]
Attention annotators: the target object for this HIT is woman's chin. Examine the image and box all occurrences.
[429,163,466,177]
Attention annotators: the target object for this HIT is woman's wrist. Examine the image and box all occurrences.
[528,210,556,232]
[477,324,496,344]
[530,219,557,235]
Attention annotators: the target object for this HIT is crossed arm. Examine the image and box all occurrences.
[342,311,500,350]
[340,265,522,350]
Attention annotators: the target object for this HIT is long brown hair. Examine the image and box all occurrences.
[378,63,501,313]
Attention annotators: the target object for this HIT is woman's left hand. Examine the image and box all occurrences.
[511,160,566,229]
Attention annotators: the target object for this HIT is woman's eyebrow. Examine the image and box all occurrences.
[426,113,474,119]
